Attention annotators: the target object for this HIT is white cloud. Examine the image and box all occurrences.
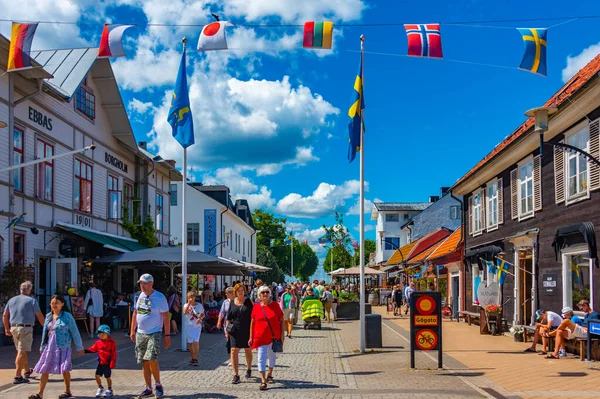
[294,227,328,256]
[354,224,375,232]
[286,221,309,231]
[275,180,368,218]
[223,0,366,23]
[562,42,600,82]
[128,98,154,114]
[347,198,373,216]
[201,167,275,210]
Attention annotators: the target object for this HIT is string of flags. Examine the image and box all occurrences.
[7,19,557,77]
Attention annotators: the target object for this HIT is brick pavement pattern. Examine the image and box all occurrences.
[0,314,484,399]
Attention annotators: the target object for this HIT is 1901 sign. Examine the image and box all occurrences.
[74,214,92,228]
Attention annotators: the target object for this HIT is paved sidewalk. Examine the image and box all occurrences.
[375,306,600,399]
[0,314,486,399]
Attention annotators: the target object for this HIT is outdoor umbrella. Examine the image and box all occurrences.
[330,266,384,276]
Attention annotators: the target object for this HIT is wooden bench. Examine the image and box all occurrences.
[457,311,480,326]
[523,325,557,350]
[577,338,600,361]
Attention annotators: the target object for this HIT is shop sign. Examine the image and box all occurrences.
[104,152,128,173]
[29,106,53,131]
[59,239,76,257]
[74,213,92,228]
[204,209,217,255]
[542,273,557,296]
[477,282,499,307]
[410,291,442,368]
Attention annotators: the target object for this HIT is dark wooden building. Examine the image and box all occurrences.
[452,54,600,326]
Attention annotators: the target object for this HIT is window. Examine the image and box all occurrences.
[404,213,410,220]
[170,183,177,206]
[472,190,482,233]
[13,128,23,192]
[124,183,133,222]
[566,126,589,200]
[108,175,121,220]
[75,86,95,120]
[243,237,245,256]
[74,159,92,212]
[187,223,199,245]
[450,205,460,220]
[155,194,163,231]
[36,139,54,201]
[384,237,400,250]
[472,266,482,305]
[230,229,233,249]
[569,254,590,308]
[487,180,498,229]
[14,232,25,265]
[386,213,399,222]
[519,159,534,217]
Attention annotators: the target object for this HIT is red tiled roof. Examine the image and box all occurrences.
[454,53,600,188]
[408,245,438,263]
[427,227,462,261]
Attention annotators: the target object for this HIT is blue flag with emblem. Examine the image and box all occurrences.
[496,258,510,285]
[517,28,547,77]
[347,55,364,163]
[168,48,195,148]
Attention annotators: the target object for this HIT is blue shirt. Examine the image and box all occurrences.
[584,311,600,327]
[571,315,583,326]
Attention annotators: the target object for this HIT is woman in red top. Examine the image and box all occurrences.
[249,285,284,391]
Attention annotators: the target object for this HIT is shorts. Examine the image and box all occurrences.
[95,364,112,378]
[567,324,587,340]
[283,309,294,321]
[135,332,162,363]
[323,301,332,312]
[10,326,33,352]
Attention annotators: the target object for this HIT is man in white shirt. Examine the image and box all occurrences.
[130,274,170,398]
[524,309,562,354]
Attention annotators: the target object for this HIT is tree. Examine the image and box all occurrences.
[253,209,287,248]
[295,243,319,280]
[122,186,158,248]
[324,245,352,273]
[353,239,376,266]
[256,245,285,284]
[0,261,35,298]
[322,212,353,272]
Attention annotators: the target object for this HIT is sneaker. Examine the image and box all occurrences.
[95,387,104,397]
[245,369,252,378]
[155,384,164,398]
[103,389,113,397]
[558,350,567,358]
[13,376,29,384]
[137,388,153,398]
[232,375,240,384]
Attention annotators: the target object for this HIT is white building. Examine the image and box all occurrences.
[170,182,257,287]
[370,202,431,265]
[0,36,180,309]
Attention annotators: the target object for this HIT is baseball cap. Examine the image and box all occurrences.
[561,307,573,316]
[535,309,545,321]
[138,273,154,283]
[96,325,111,335]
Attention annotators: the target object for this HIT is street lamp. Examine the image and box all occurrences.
[525,106,600,166]
[207,231,231,254]
[0,120,7,128]
[378,230,404,262]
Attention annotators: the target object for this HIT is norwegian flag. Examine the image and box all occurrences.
[404,23,443,58]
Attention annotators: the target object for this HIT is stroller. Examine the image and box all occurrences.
[203,307,220,333]
[301,298,324,330]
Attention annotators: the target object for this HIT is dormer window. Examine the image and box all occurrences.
[76,85,95,120]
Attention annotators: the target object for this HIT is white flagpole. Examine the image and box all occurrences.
[291,239,294,281]
[180,37,188,352]
[359,34,366,353]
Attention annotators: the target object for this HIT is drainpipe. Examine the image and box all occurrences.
[449,189,464,312]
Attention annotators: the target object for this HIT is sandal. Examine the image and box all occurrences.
[538,351,548,355]
[58,393,72,398]
[545,354,560,359]
[259,382,268,390]
[267,375,274,383]
[523,348,536,353]
[28,395,42,399]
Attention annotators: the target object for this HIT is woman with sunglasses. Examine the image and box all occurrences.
[225,283,253,384]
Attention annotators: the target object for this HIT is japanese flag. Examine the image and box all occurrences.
[197,21,233,51]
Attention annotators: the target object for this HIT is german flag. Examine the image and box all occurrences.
[8,22,38,71]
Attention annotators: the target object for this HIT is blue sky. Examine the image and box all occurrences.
[3,0,600,263]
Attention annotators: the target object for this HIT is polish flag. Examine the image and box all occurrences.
[197,21,233,51]
[98,24,134,58]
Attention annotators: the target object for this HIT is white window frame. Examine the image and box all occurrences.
[385,213,400,222]
[486,178,499,231]
[565,122,590,204]
[187,223,200,246]
[518,156,534,220]
[471,189,483,236]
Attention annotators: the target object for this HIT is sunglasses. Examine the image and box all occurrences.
[260,292,270,295]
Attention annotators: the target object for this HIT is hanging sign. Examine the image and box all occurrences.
[477,282,499,307]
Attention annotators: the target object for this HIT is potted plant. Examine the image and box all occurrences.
[510,325,525,342]
[337,291,372,320]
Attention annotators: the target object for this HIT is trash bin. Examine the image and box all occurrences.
[365,314,382,348]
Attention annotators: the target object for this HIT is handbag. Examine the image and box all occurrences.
[261,304,283,353]
[226,323,237,333]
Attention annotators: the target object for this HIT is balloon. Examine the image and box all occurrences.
[67,288,76,296]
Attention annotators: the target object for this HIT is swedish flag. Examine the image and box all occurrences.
[347,56,364,163]
[517,28,547,77]
[168,48,195,148]
[284,233,293,245]
[496,258,510,285]
[6,213,26,229]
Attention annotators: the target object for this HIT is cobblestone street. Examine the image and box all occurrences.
[0,315,484,399]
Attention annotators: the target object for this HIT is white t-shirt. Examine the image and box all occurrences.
[135,290,169,334]
[546,311,563,328]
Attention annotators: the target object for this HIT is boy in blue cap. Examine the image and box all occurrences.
[85,325,117,397]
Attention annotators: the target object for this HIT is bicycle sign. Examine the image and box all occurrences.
[415,329,438,350]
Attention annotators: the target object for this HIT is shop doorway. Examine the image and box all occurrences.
[517,249,533,325]
[38,257,50,313]
[452,275,459,318]
[50,258,77,296]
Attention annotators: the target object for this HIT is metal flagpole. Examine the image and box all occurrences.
[180,37,188,352]
[359,34,366,353]
[291,238,294,280]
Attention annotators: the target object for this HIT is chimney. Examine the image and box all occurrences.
[139,141,147,149]
[429,195,439,203]
[440,186,450,197]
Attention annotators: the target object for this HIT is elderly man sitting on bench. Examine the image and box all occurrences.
[545,307,588,359]
[524,309,562,354]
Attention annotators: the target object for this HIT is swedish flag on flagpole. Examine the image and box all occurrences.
[168,47,194,148]
[284,233,293,245]
[347,56,364,163]
[496,258,511,285]
[6,213,26,229]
